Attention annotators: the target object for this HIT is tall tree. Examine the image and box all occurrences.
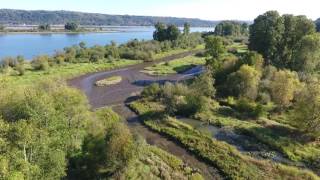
[166,24,181,41]
[183,22,191,35]
[249,11,284,65]
[153,22,167,41]
[292,33,320,72]
[292,80,320,137]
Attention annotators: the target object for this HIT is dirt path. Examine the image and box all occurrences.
[69,51,223,180]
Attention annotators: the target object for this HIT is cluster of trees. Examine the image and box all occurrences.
[214,21,249,37]
[249,11,319,72]
[203,11,320,136]
[38,24,51,31]
[0,80,138,179]
[153,23,182,41]
[0,80,91,179]
[142,72,217,117]
[0,9,216,26]
[64,22,79,31]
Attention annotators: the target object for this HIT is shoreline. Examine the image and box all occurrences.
[0,30,152,35]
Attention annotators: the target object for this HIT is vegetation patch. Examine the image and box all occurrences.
[142,55,205,75]
[129,100,319,180]
[95,76,122,87]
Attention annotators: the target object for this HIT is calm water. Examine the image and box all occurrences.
[0,27,213,60]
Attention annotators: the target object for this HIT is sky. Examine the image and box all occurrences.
[1,0,320,21]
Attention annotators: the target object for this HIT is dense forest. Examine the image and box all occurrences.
[0,9,217,26]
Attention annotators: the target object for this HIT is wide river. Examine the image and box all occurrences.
[0,27,213,60]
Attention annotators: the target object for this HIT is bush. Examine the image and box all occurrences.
[32,55,50,71]
[234,98,267,118]
[15,64,25,76]
[141,83,162,99]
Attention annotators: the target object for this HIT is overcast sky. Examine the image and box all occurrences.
[1,0,320,20]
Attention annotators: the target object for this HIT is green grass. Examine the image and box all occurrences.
[95,76,122,87]
[0,59,141,87]
[119,143,203,180]
[153,45,205,59]
[142,55,206,76]
[129,100,320,180]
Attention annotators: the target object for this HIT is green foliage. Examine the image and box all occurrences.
[0,80,90,179]
[31,55,50,71]
[38,24,51,31]
[0,9,215,26]
[249,11,316,70]
[292,33,320,72]
[104,123,136,173]
[214,21,249,37]
[153,23,181,41]
[268,69,301,108]
[183,22,191,35]
[65,22,79,31]
[226,65,261,100]
[205,35,226,60]
[292,81,320,137]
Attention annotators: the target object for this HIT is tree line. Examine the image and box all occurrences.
[0,9,216,26]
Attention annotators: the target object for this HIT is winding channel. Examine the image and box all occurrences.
[69,51,223,180]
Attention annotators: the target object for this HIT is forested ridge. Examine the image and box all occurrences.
[0,9,217,26]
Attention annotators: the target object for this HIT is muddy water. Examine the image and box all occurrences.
[69,52,223,179]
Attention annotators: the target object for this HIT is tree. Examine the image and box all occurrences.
[292,81,320,137]
[214,21,248,36]
[239,51,264,70]
[104,123,135,172]
[249,11,284,64]
[153,23,181,41]
[249,11,315,69]
[153,22,167,41]
[315,18,320,32]
[269,69,301,108]
[166,24,181,41]
[292,34,320,72]
[278,15,316,68]
[226,65,261,100]
[205,36,226,60]
[0,24,5,31]
[183,22,190,35]
[65,22,79,31]
[38,24,51,31]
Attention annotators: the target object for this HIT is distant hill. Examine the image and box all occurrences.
[0,9,218,27]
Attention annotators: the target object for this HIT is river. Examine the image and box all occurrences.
[0,27,213,60]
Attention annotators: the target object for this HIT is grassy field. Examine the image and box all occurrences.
[142,55,206,75]
[129,100,320,180]
[153,45,204,60]
[0,60,141,87]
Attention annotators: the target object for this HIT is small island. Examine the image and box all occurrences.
[95,76,122,87]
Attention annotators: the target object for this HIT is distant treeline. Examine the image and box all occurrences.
[0,9,217,27]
